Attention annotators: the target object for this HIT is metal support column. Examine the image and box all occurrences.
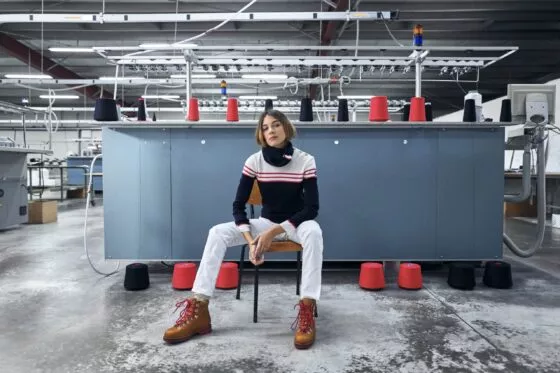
[21,113,27,147]
[415,58,422,97]
[186,61,192,104]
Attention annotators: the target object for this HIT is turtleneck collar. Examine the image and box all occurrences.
[261,141,294,167]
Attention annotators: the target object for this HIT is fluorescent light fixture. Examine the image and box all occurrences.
[241,74,288,80]
[337,95,374,99]
[99,76,144,81]
[141,95,180,99]
[170,74,216,79]
[39,95,79,99]
[49,47,94,53]
[170,43,198,49]
[139,43,171,49]
[139,43,197,49]
[239,95,278,100]
[5,74,52,79]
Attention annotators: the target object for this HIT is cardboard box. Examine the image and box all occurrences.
[28,200,58,224]
[67,187,86,199]
[504,198,537,218]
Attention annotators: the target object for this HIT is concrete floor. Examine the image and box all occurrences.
[1,206,560,373]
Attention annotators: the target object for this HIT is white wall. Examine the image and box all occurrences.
[435,78,560,172]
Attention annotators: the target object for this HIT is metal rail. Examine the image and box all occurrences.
[27,165,89,202]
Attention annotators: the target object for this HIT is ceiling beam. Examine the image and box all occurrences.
[0,32,110,100]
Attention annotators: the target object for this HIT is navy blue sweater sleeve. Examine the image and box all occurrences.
[232,174,254,226]
[287,177,319,227]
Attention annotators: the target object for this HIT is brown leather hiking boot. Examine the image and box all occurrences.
[163,297,212,344]
[292,298,317,349]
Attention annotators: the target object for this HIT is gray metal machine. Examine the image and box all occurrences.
[0,102,53,229]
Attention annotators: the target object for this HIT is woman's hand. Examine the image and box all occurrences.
[249,243,265,266]
[251,230,275,264]
[247,225,286,266]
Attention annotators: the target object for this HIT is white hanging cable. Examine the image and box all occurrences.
[84,153,120,276]
[41,0,44,75]
[143,83,151,118]
[45,89,60,133]
[381,12,405,47]
[173,0,179,49]
[125,0,259,58]
[283,77,299,95]
[175,0,259,45]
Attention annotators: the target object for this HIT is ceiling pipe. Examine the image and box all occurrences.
[0,11,393,24]
[0,32,110,100]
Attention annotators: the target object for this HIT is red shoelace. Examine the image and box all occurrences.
[173,298,196,326]
[291,302,315,333]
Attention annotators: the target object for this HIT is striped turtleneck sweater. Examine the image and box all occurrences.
[232,147,319,236]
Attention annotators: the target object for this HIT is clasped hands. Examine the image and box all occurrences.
[245,224,285,266]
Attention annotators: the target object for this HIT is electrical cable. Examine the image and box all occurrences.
[174,0,259,45]
[84,153,120,276]
[381,13,404,47]
[125,0,259,58]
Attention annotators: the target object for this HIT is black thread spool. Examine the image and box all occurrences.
[463,99,477,122]
[402,102,410,121]
[337,99,349,122]
[500,99,512,122]
[93,98,119,121]
[264,99,274,111]
[447,263,476,290]
[137,98,147,121]
[483,261,513,289]
[299,97,313,121]
[425,102,433,122]
[124,263,150,291]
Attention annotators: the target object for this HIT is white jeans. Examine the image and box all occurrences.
[192,217,323,300]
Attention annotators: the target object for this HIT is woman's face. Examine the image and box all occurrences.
[261,115,287,148]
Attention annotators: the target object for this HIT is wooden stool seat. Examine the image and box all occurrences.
[268,241,302,253]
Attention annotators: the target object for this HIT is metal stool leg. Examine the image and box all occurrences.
[253,265,259,323]
[296,251,302,296]
[236,245,246,300]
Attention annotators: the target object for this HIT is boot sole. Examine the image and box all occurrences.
[163,327,212,344]
[294,341,314,350]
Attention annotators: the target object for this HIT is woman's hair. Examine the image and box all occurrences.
[255,109,297,147]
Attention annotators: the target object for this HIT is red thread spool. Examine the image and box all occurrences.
[398,263,423,290]
[368,96,390,122]
[172,262,197,290]
[186,98,200,121]
[359,262,385,290]
[409,97,427,121]
[216,262,239,289]
[226,98,239,122]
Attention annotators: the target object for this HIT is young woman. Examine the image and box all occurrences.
[163,109,323,350]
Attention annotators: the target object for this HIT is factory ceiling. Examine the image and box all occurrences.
[0,0,558,117]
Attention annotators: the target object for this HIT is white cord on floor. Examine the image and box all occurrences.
[84,153,120,276]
